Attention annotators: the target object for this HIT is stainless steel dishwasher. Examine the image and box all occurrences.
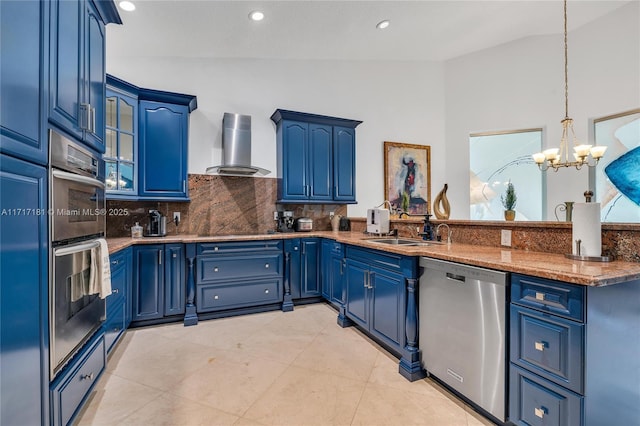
[419,257,507,422]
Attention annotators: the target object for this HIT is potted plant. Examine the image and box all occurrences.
[501,181,517,221]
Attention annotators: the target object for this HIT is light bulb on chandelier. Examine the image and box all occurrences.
[532,0,606,172]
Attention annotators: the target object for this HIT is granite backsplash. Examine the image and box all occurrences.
[106,174,347,238]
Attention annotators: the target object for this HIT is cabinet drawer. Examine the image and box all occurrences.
[197,279,283,312]
[509,365,583,426]
[197,240,283,255]
[326,240,343,256]
[104,301,126,355]
[51,334,106,426]
[510,305,584,394]
[512,274,584,321]
[198,253,282,284]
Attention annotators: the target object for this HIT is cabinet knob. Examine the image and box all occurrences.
[534,341,546,351]
[214,295,219,300]
[214,267,219,272]
[294,247,298,251]
[111,260,119,265]
[112,289,119,294]
[264,289,269,294]
[113,327,120,332]
[535,292,545,301]
[534,407,546,418]
[214,246,219,251]
[265,263,270,268]
[80,373,94,381]
[172,253,177,258]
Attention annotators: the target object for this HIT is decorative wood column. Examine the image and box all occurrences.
[183,243,198,326]
[399,277,426,381]
[282,251,294,312]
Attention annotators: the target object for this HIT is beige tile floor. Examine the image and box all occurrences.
[76,303,496,426]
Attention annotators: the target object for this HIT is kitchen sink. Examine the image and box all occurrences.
[366,238,445,246]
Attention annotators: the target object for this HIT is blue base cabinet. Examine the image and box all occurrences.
[343,245,423,381]
[104,247,132,354]
[271,109,362,204]
[132,244,186,325]
[321,239,345,308]
[0,154,49,426]
[285,238,322,302]
[195,241,284,314]
[509,273,640,425]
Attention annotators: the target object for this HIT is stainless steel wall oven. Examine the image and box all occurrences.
[49,130,106,378]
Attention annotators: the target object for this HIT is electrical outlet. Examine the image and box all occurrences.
[501,229,512,247]
[329,212,335,219]
[173,212,180,223]
[273,211,279,221]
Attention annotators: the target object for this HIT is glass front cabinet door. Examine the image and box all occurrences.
[105,88,137,196]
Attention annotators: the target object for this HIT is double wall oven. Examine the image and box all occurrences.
[49,130,106,378]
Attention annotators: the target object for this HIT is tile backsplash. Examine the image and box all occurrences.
[106,174,347,237]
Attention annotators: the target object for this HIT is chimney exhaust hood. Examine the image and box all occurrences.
[206,112,270,177]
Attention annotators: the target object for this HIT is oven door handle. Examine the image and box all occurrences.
[54,240,101,257]
[52,169,105,189]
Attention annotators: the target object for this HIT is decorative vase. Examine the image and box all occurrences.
[504,210,516,221]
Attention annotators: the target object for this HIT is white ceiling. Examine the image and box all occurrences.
[107,0,631,62]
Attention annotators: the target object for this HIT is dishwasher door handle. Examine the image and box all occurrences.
[446,272,466,283]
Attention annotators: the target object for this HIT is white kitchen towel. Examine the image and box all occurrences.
[88,238,112,299]
[572,202,602,256]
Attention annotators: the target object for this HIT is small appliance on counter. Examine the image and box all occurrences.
[295,217,313,232]
[145,210,167,237]
[367,208,390,234]
[276,211,295,232]
[339,216,351,231]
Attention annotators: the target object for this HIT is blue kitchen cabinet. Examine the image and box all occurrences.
[0,154,49,426]
[509,273,640,425]
[104,247,132,354]
[271,109,362,204]
[48,0,119,153]
[105,79,138,196]
[285,238,322,301]
[132,243,186,324]
[196,241,284,314]
[0,0,48,165]
[321,239,345,307]
[138,101,190,200]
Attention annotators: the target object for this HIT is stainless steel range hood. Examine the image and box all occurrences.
[206,113,271,177]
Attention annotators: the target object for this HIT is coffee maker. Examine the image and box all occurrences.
[276,211,295,233]
[146,209,167,237]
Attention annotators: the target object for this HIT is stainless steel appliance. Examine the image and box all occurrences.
[145,209,167,237]
[419,257,507,422]
[366,208,390,234]
[276,210,295,232]
[49,130,106,378]
[50,130,105,242]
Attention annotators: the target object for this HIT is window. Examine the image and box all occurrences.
[469,129,544,220]
[591,109,640,222]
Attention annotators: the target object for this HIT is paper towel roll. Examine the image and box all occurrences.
[572,203,601,256]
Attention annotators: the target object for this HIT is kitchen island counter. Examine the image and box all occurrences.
[107,231,640,287]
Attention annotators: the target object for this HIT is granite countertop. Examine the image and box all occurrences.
[107,231,640,287]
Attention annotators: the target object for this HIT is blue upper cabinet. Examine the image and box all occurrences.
[0,0,48,165]
[271,109,362,204]
[107,75,197,201]
[138,101,190,199]
[48,0,119,153]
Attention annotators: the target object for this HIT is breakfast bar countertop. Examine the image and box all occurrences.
[107,231,640,287]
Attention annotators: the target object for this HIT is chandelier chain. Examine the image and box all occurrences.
[564,0,569,119]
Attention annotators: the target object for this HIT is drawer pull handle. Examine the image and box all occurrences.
[112,289,119,294]
[534,341,546,351]
[80,373,94,381]
[265,263,270,268]
[214,295,219,300]
[265,289,269,294]
[214,267,219,272]
[534,407,546,418]
[535,292,546,301]
[214,247,219,251]
[111,260,118,265]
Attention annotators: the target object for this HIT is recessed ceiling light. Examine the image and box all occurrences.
[249,11,265,21]
[376,20,390,29]
[119,1,135,12]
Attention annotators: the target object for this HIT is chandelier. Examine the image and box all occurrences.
[532,0,606,171]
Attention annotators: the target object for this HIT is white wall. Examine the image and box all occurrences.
[105,57,445,217]
[444,2,640,219]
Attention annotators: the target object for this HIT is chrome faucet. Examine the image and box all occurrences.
[436,223,452,244]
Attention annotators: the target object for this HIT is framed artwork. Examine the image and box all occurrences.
[383,141,431,214]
